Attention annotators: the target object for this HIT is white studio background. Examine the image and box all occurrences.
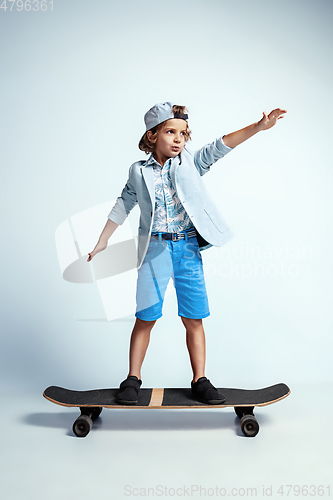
[1,1,333,499]
[1,0,332,392]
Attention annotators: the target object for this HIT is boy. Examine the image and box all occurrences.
[88,102,286,405]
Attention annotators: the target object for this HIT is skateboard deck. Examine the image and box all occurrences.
[43,383,290,438]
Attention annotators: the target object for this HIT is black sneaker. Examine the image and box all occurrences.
[191,377,225,404]
[117,375,142,405]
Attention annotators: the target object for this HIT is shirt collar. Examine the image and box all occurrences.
[143,154,178,168]
[144,154,156,167]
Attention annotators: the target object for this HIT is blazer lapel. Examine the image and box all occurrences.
[141,164,155,208]
[170,154,181,191]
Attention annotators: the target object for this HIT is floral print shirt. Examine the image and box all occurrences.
[149,155,193,233]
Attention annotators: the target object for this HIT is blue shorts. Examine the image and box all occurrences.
[135,234,210,321]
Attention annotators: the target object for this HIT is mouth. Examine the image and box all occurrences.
[171,146,180,152]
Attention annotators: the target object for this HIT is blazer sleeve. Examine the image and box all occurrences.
[108,164,138,225]
[193,136,233,176]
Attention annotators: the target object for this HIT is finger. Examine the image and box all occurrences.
[270,109,286,116]
[272,108,286,112]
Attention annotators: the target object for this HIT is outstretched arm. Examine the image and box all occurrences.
[222,108,287,148]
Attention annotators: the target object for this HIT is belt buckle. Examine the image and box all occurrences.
[172,232,181,242]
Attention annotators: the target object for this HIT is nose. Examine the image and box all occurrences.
[174,134,181,143]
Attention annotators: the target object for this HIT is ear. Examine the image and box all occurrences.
[146,130,158,144]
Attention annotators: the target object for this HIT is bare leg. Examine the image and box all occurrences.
[181,317,206,383]
[128,317,157,379]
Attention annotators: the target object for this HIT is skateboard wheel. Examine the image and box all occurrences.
[240,414,259,437]
[73,415,93,438]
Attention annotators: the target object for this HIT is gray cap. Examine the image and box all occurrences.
[139,102,188,148]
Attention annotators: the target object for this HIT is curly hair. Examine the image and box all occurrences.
[139,105,192,154]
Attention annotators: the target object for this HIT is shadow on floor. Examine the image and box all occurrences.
[23,408,270,437]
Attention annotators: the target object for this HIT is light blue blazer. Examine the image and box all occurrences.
[108,137,234,268]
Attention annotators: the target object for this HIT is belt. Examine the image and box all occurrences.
[151,229,197,242]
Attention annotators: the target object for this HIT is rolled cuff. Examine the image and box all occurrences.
[107,198,127,225]
[217,136,234,153]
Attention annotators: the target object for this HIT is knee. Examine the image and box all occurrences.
[136,317,157,330]
[181,316,202,330]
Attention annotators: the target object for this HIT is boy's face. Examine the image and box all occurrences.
[151,118,187,163]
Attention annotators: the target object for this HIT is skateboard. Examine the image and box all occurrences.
[43,383,290,438]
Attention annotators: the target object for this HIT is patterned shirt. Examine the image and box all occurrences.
[148,155,193,233]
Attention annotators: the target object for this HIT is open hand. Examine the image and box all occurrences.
[258,108,287,131]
